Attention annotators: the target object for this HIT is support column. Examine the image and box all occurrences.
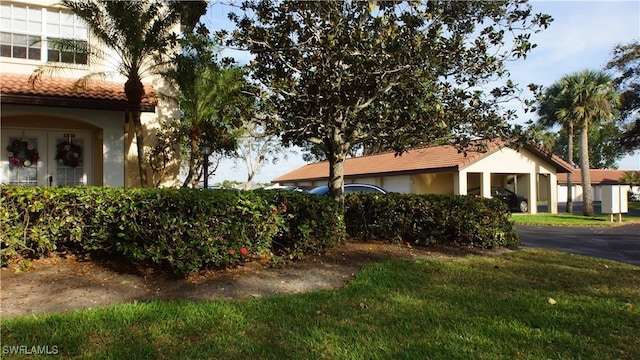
[549,174,558,214]
[481,171,491,198]
[454,170,468,195]
[529,173,538,214]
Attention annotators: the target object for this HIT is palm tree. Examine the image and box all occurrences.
[33,0,183,187]
[161,30,249,188]
[619,171,640,201]
[537,82,577,213]
[558,70,621,216]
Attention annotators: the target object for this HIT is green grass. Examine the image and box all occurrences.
[512,201,640,226]
[2,250,639,359]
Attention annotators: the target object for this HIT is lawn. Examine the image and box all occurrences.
[2,249,639,359]
[513,201,640,226]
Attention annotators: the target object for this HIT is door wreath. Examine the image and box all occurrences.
[6,139,39,167]
[55,141,82,168]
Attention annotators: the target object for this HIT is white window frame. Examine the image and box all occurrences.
[0,3,88,64]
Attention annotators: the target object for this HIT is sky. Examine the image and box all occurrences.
[203,0,640,185]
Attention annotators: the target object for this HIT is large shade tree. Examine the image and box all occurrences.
[607,41,640,151]
[544,122,625,169]
[228,0,552,201]
[32,0,201,187]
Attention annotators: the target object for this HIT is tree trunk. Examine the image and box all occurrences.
[580,122,594,216]
[328,151,346,204]
[125,77,149,187]
[132,112,149,188]
[327,114,349,204]
[182,136,199,187]
[566,121,574,213]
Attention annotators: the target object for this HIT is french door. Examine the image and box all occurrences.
[1,128,92,186]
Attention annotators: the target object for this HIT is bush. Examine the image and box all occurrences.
[345,193,519,248]
[1,186,518,273]
[0,186,345,273]
[255,189,346,260]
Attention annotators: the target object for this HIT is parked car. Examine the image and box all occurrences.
[262,185,306,192]
[468,187,528,213]
[308,183,388,195]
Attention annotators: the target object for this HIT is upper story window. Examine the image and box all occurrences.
[0,3,88,64]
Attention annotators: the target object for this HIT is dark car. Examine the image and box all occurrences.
[468,187,528,213]
[308,183,388,195]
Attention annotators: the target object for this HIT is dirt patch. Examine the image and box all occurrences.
[1,240,511,318]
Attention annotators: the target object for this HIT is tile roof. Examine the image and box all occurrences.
[557,169,640,185]
[0,73,156,110]
[273,141,574,182]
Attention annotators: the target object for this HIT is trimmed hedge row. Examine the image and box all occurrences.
[0,186,344,273]
[345,193,519,248]
[1,186,519,274]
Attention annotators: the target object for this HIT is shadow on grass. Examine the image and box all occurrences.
[3,249,638,359]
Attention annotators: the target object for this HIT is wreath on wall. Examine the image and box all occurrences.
[6,139,39,167]
[55,141,82,168]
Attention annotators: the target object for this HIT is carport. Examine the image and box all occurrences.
[273,141,574,214]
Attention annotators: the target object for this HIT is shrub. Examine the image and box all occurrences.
[255,189,346,260]
[0,186,345,273]
[345,193,519,248]
[0,187,283,273]
[1,186,518,273]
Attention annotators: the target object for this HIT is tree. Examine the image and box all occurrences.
[550,122,625,169]
[619,171,640,201]
[536,82,577,212]
[228,0,552,202]
[234,116,291,189]
[32,0,187,187]
[160,27,250,188]
[606,41,640,151]
[554,70,620,216]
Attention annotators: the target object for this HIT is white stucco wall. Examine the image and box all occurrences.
[2,0,181,188]
[460,147,560,214]
[379,175,411,193]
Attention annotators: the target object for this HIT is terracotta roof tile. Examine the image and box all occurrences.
[1,73,156,107]
[274,140,575,183]
[557,169,640,185]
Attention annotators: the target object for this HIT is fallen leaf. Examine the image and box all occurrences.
[548,298,557,305]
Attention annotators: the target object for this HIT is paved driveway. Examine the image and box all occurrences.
[516,224,640,266]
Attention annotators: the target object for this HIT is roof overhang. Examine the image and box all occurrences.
[1,73,156,112]
[1,94,155,112]
[522,143,574,173]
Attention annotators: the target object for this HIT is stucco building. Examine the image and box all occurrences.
[1,0,180,188]
[273,141,574,214]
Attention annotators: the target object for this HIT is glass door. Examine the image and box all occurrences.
[1,128,92,186]
[1,129,47,186]
[48,131,92,186]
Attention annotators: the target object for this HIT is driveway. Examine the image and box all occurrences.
[516,224,640,266]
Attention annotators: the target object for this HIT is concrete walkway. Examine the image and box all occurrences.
[516,224,640,266]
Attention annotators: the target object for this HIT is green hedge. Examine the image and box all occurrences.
[0,186,344,273]
[345,193,519,248]
[255,189,345,260]
[1,187,518,274]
